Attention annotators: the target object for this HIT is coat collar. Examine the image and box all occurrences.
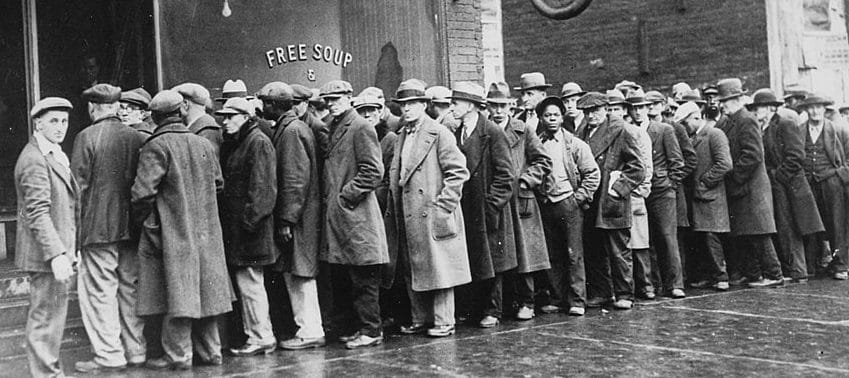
[152,120,190,136]
[580,116,618,158]
[458,111,490,175]
[397,117,440,186]
[328,108,357,153]
[273,111,299,141]
[27,140,76,193]
[693,122,714,147]
[502,117,526,147]
[90,114,122,126]
[187,113,220,134]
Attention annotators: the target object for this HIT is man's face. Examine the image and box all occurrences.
[222,113,248,134]
[326,95,352,117]
[719,98,739,115]
[607,104,626,119]
[399,100,426,123]
[563,96,580,118]
[83,57,99,83]
[35,110,70,144]
[521,89,545,110]
[584,106,607,126]
[680,112,703,134]
[119,102,145,125]
[649,101,665,117]
[293,100,309,117]
[628,104,650,124]
[807,104,825,122]
[357,106,382,126]
[488,102,511,124]
[541,104,563,132]
[753,105,773,123]
[429,102,450,118]
[450,99,475,119]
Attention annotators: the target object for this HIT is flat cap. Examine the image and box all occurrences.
[353,94,383,110]
[82,84,122,104]
[673,101,701,123]
[577,92,608,110]
[120,88,152,109]
[172,83,211,106]
[291,84,313,101]
[645,90,666,103]
[149,90,184,114]
[215,97,254,116]
[426,86,452,104]
[320,80,354,98]
[30,97,73,118]
[257,82,293,101]
[358,87,386,101]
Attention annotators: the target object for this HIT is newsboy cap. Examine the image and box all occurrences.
[290,84,313,101]
[577,92,608,110]
[149,90,184,114]
[393,79,430,103]
[120,88,152,109]
[215,97,254,116]
[257,82,294,102]
[320,80,354,98]
[30,97,73,118]
[353,94,384,110]
[82,84,122,104]
[798,94,834,108]
[172,83,211,106]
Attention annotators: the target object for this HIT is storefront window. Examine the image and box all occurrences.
[0,1,28,214]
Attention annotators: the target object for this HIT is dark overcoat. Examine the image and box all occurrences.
[718,108,776,236]
[385,117,472,291]
[665,118,697,227]
[687,123,732,233]
[502,118,552,273]
[763,113,824,236]
[645,121,685,190]
[576,115,646,229]
[270,112,322,277]
[803,119,849,183]
[220,120,278,266]
[322,109,389,266]
[71,115,145,246]
[188,114,223,158]
[457,112,516,280]
[132,119,233,318]
[376,121,398,212]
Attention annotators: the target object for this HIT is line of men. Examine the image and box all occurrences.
[15,70,849,375]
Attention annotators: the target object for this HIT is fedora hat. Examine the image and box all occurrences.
[486,82,513,104]
[216,79,253,102]
[679,89,706,105]
[645,90,666,104]
[615,80,642,93]
[716,78,746,101]
[671,82,692,101]
[606,89,626,106]
[393,79,430,102]
[559,82,586,99]
[625,88,652,106]
[798,94,834,108]
[514,72,551,91]
[449,81,486,105]
[747,88,783,109]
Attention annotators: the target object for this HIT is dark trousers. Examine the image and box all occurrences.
[330,264,382,337]
[633,248,653,295]
[678,227,693,284]
[691,232,728,282]
[483,274,504,318]
[263,267,296,341]
[807,176,849,272]
[540,197,587,308]
[646,188,684,292]
[736,235,783,281]
[26,272,69,378]
[513,272,535,309]
[772,182,808,280]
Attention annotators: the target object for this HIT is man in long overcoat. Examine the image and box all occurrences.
[173,83,223,158]
[449,82,515,328]
[71,84,147,373]
[320,80,389,349]
[132,90,233,370]
[749,89,824,282]
[799,95,849,280]
[385,79,471,338]
[216,98,278,356]
[576,96,645,310]
[675,102,733,291]
[715,78,784,288]
[487,83,552,320]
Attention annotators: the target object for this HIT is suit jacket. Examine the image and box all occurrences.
[15,140,79,272]
[642,120,685,191]
[71,115,146,247]
[188,114,223,158]
[687,123,732,233]
[664,117,697,226]
[576,115,645,229]
[803,119,849,183]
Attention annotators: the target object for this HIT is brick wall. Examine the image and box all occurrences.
[501,0,769,93]
[445,0,485,85]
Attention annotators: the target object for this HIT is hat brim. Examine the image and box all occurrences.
[514,84,552,92]
[535,96,567,117]
[431,99,451,104]
[486,98,513,104]
[717,92,744,102]
[214,108,248,116]
[626,100,652,106]
[392,96,430,103]
[448,95,486,106]
[120,98,149,108]
[747,101,783,108]
[215,95,255,103]
[354,103,383,110]
[560,91,587,99]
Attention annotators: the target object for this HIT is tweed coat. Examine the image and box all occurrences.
[623,123,653,248]
[322,108,389,266]
[188,113,223,158]
[270,111,322,277]
[132,119,233,318]
[763,113,824,236]
[643,121,685,191]
[457,112,516,280]
[502,118,552,273]
[376,120,398,212]
[15,140,79,272]
[576,115,646,229]
[718,108,776,236]
[802,119,849,183]
[665,118,697,227]
[70,115,145,247]
[687,123,733,233]
[219,120,278,267]
[385,116,472,291]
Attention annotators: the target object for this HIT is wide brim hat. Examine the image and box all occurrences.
[798,95,834,108]
[514,72,552,91]
[215,79,254,102]
[535,96,567,118]
[746,88,783,109]
[625,89,652,106]
[486,82,513,104]
[559,82,586,99]
[426,86,452,104]
[392,79,430,102]
[449,81,487,105]
[678,89,706,105]
[606,89,626,106]
[716,78,746,101]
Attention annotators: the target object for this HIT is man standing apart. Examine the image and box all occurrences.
[17,98,78,377]
[133,90,233,370]
[72,84,147,373]
[320,80,389,349]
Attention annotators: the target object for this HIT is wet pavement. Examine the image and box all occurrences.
[3,278,849,377]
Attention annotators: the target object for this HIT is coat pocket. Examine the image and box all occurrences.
[431,208,458,241]
[601,194,627,219]
[518,190,536,219]
[694,181,718,202]
[142,212,162,252]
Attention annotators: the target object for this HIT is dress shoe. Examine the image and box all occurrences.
[689,280,713,289]
[478,315,500,328]
[145,357,191,371]
[637,291,656,300]
[729,276,753,286]
[748,277,784,288]
[516,306,535,320]
[229,342,276,356]
[714,281,730,291]
[279,336,326,350]
[612,299,633,310]
[670,289,686,298]
[833,271,848,280]
[196,355,223,366]
[339,331,360,343]
[427,324,455,337]
[127,357,146,368]
[540,304,562,314]
[74,360,126,373]
[586,297,613,308]
[345,333,383,349]
[400,323,429,335]
[568,306,585,316]
[793,277,809,284]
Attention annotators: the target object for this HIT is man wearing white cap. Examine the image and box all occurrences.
[426,85,459,131]
[17,97,77,377]
[359,86,401,133]
[173,83,223,157]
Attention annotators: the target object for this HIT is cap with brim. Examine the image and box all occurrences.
[577,92,608,110]
[673,101,701,123]
[606,89,626,105]
[798,95,834,108]
[320,80,354,98]
[215,97,253,116]
[838,103,849,111]
[679,89,706,104]
[535,96,567,118]
[83,84,122,104]
[30,97,73,118]
[645,90,666,104]
[703,86,719,96]
[120,88,152,109]
[291,84,313,101]
[149,90,184,114]
[173,83,211,106]
[393,79,430,103]
[560,82,586,99]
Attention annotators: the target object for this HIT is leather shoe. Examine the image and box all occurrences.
[714,281,730,291]
[400,323,428,335]
[345,333,383,349]
[540,304,562,314]
[670,289,686,298]
[478,315,499,328]
[568,306,585,316]
[229,342,276,356]
[74,360,126,373]
[833,271,848,280]
[338,331,360,343]
[586,297,613,308]
[637,290,656,300]
[427,324,455,337]
[279,336,326,350]
[748,278,784,288]
[689,280,713,289]
[730,276,753,286]
[612,299,633,310]
[146,357,191,371]
[516,305,535,320]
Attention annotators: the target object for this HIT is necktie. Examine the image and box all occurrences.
[456,121,466,146]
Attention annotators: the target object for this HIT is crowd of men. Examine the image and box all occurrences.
[16,70,849,375]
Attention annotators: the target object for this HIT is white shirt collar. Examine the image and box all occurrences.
[34,132,70,169]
